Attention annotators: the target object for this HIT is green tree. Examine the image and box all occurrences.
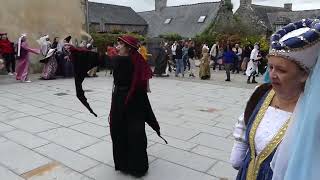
[91,32,145,53]
[159,33,183,42]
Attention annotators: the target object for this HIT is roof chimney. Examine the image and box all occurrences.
[240,0,252,7]
[155,0,167,12]
[284,3,292,11]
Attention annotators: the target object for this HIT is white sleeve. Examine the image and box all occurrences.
[210,44,215,56]
[250,49,258,60]
[230,140,248,169]
[230,113,249,169]
[238,48,243,55]
[250,50,255,60]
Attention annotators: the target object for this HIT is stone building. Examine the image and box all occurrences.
[88,2,148,35]
[267,9,320,31]
[138,0,223,38]
[0,0,88,43]
[235,0,320,35]
[0,0,88,72]
[234,0,291,35]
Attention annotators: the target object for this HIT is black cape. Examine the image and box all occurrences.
[72,48,99,117]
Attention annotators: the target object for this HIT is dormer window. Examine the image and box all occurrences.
[164,18,172,24]
[198,16,207,23]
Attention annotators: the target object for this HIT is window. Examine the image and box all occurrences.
[198,16,207,23]
[164,18,172,24]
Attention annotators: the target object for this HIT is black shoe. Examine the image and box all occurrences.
[252,80,258,83]
[225,79,231,82]
[130,170,148,178]
[247,80,251,84]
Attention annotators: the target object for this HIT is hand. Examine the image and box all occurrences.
[64,56,70,61]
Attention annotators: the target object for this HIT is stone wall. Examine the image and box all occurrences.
[0,0,88,72]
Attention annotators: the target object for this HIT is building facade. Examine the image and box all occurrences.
[0,0,88,72]
[138,0,222,38]
[88,2,148,35]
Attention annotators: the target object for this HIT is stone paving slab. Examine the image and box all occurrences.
[0,165,24,180]
[3,130,50,149]
[0,138,51,174]
[34,143,99,173]
[38,128,101,151]
[0,71,257,179]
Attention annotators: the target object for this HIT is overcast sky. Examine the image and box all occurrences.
[89,0,320,12]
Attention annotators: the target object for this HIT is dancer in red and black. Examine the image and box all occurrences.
[70,35,166,178]
[109,35,166,177]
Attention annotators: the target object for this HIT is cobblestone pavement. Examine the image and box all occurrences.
[0,70,262,180]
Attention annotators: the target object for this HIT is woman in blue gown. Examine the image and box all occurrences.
[230,18,320,180]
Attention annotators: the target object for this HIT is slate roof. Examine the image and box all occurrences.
[138,2,221,38]
[88,2,147,26]
[267,9,320,29]
[251,4,290,30]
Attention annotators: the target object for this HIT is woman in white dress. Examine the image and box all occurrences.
[230,18,320,180]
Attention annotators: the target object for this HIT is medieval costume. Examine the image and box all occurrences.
[105,45,118,76]
[163,43,172,76]
[231,18,320,180]
[37,35,51,56]
[270,18,320,180]
[232,44,242,74]
[0,32,16,75]
[85,42,99,77]
[40,48,58,80]
[16,34,40,83]
[188,43,196,77]
[199,46,210,80]
[62,36,74,77]
[246,44,260,83]
[153,44,169,77]
[110,36,166,177]
[138,44,151,61]
[38,35,58,80]
[71,35,166,177]
[56,36,74,77]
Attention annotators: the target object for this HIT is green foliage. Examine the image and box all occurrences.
[159,33,183,42]
[224,1,233,11]
[110,29,126,34]
[196,12,269,52]
[240,35,269,52]
[91,32,145,53]
[194,32,217,47]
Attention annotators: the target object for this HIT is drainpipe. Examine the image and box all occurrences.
[86,0,89,33]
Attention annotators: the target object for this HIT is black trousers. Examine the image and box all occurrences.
[247,71,257,82]
[212,56,222,70]
[232,58,239,73]
[225,63,232,80]
[3,53,15,73]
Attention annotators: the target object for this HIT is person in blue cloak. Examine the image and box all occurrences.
[230,18,320,180]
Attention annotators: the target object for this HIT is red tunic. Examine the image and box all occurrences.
[0,39,14,54]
